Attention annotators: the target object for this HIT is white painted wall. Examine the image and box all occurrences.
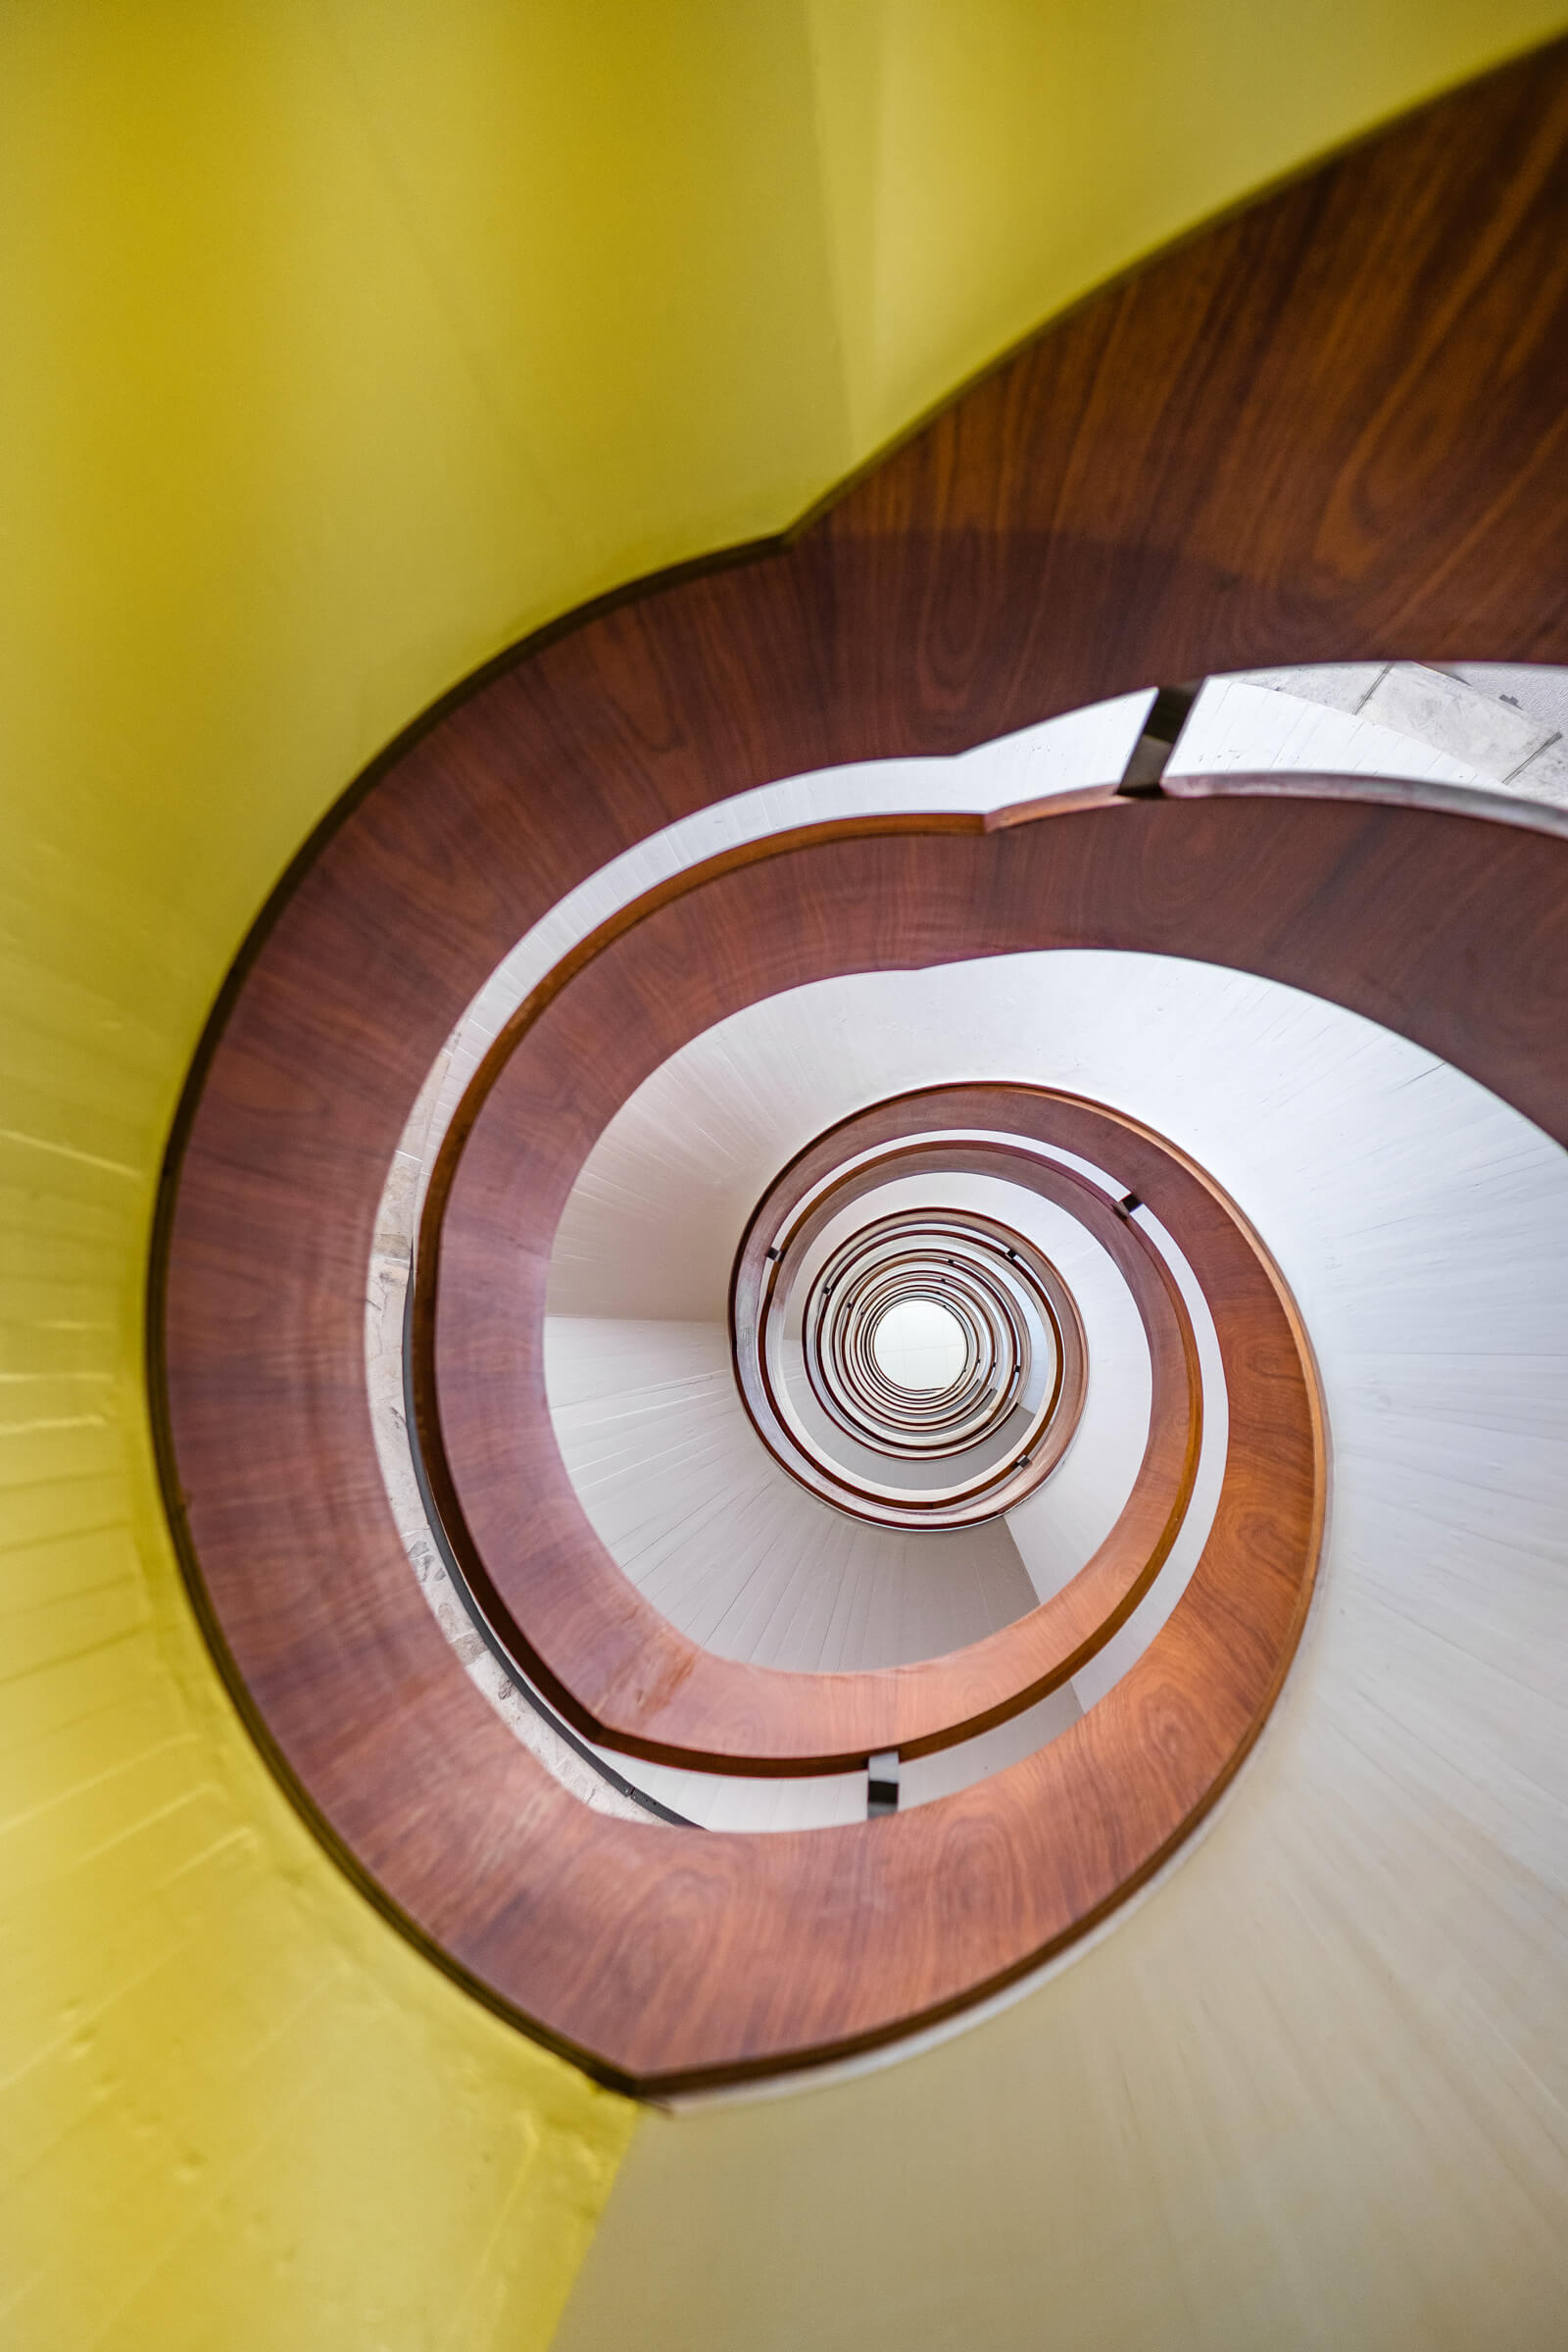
[370,664,1568,1862]
[541,1314,1038,1671]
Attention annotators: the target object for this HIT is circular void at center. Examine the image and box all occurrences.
[872,1298,965,1391]
[808,1210,1043,1456]
[175,694,1568,2093]
[147,50,1568,2092]
[741,1190,1086,1529]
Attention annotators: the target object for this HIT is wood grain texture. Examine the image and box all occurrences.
[426,889,1299,1770]
[746,1153,1091,1521]
[156,43,1568,2089]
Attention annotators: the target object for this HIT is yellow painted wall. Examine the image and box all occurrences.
[2,5,1562,2345]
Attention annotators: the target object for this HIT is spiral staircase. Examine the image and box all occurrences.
[16,22,1568,2351]
[153,36,1568,2318]
[361,658,1568,1866]
[159,519,1568,2108]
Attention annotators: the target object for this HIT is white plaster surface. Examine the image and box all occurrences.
[1221,659,1567,801]
[541,1314,1038,1671]
[365,662,1568,1854]
[364,1243,650,1824]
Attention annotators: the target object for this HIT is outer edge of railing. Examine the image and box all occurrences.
[150,37,1568,2088]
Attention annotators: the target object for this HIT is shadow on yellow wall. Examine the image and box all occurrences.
[2,5,1562,2343]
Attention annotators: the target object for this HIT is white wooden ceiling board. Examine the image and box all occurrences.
[542,1315,1039,1672]
[1171,673,1492,786]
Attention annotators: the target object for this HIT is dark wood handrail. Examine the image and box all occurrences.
[425,968,1261,1768]
[154,41,1568,2089]
[754,1196,1087,1514]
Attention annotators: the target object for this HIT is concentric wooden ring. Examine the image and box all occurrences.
[153,44,1568,2091]
[761,1201,1086,1513]
[416,805,1361,1771]
[804,1217,1035,1456]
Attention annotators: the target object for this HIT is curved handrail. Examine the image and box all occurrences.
[418,836,1283,1772]
[764,1201,1085,1514]
[153,39,1567,2087]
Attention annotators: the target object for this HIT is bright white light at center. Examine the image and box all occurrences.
[872,1298,966,1392]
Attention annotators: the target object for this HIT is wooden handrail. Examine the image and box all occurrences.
[154,41,1567,2089]
[424,1007,1240,1768]
[761,1200,1085,1510]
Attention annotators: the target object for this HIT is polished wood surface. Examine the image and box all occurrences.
[157,43,1568,2089]
[429,1062,1210,1765]
[742,1147,1091,1524]
[427,872,1307,1769]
